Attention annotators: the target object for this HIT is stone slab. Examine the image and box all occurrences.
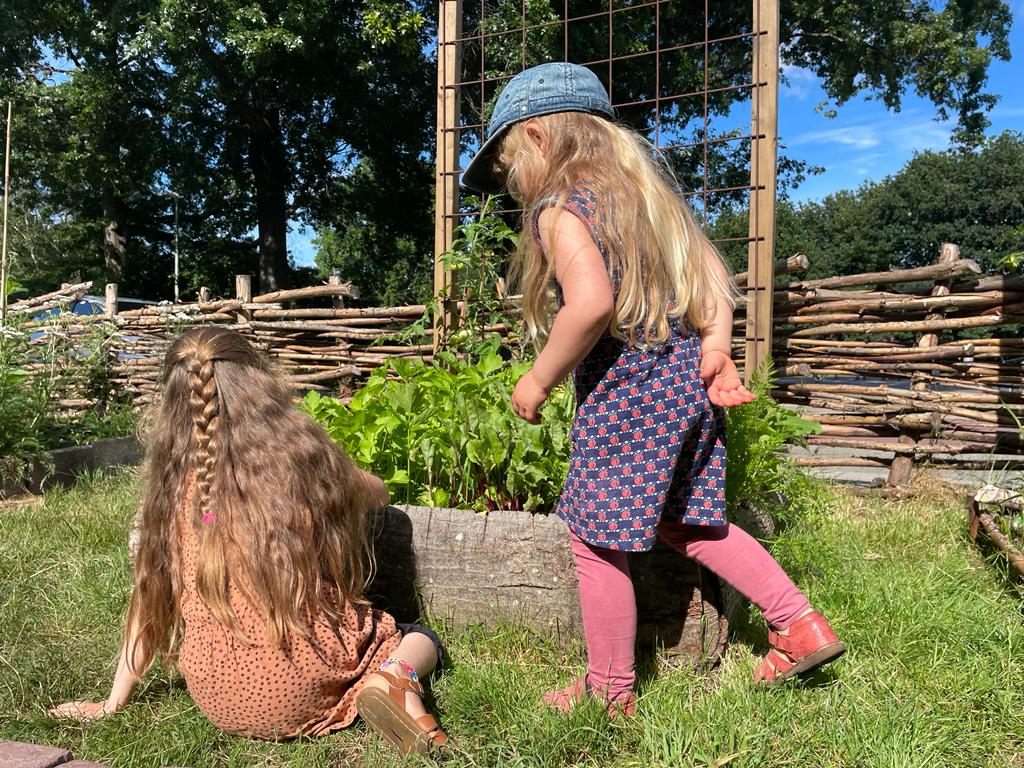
[0,741,73,768]
[27,436,143,493]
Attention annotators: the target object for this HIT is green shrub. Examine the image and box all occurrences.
[0,313,137,486]
[725,362,821,523]
[0,328,50,485]
[301,340,573,511]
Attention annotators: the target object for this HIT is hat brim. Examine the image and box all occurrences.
[460,123,510,195]
[459,105,614,196]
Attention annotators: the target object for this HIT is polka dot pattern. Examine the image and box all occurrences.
[174,478,401,739]
[537,184,729,553]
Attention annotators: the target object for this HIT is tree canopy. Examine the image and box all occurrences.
[0,0,1015,304]
[710,131,1024,277]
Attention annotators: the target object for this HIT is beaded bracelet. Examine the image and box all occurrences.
[380,658,418,682]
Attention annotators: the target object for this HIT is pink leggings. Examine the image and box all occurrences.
[571,520,810,702]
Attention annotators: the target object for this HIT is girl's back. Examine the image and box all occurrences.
[172,472,399,739]
[132,326,401,739]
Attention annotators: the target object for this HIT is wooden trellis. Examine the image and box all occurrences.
[433,0,780,379]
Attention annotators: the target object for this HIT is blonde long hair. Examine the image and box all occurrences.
[127,326,371,672]
[496,111,738,346]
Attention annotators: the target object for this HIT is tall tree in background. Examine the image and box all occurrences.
[1,0,433,297]
[149,0,433,292]
[710,132,1024,276]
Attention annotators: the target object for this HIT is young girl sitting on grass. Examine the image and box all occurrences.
[462,62,845,715]
[50,326,446,755]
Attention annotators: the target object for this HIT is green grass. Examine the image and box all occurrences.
[1,471,1022,767]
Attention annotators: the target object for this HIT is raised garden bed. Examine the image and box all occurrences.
[1,436,143,499]
[366,504,765,669]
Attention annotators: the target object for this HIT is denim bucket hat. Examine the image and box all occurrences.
[460,62,615,194]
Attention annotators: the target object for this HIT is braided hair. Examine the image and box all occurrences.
[126,326,374,672]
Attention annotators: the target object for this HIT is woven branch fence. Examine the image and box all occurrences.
[8,241,1022,487]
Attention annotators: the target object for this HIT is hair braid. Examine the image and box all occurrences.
[187,356,220,524]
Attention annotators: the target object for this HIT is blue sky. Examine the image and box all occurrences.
[780,4,1023,202]
[293,6,1022,267]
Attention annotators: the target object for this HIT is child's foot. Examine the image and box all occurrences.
[541,675,636,719]
[356,667,447,756]
[754,610,846,684]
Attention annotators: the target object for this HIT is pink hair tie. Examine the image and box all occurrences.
[202,512,216,525]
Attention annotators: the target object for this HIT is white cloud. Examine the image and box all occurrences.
[788,113,952,154]
[780,64,817,100]
[788,125,880,149]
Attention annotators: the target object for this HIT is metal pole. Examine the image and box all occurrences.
[1,101,12,322]
[173,193,180,303]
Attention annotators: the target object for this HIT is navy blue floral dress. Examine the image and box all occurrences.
[533,184,728,552]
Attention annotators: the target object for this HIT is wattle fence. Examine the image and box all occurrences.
[8,241,1022,487]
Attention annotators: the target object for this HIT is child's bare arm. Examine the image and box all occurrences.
[512,209,614,424]
[49,615,144,721]
[698,246,754,407]
[359,468,390,509]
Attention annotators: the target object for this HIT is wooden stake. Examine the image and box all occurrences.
[743,0,779,382]
[104,283,119,319]
[434,0,463,351]
[1,101,12,322]
[887,243,959,487]
[235,274,252,324]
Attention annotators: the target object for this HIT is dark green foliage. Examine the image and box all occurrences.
[1,0,436,300]
[712,131,1024,276]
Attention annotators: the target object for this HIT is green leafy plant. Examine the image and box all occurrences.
[0,311,137,488]
[725,361,821,523]
[305,341,818,519]
[0,324,53,485]
[378,195,521,364]
[302,339,572,511]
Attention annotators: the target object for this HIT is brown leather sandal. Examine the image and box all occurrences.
[355,670,448,756]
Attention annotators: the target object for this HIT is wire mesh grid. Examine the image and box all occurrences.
[435,0,778,367]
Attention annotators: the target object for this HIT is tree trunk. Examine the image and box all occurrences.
[247,105,289,293]
[101,185,126,281]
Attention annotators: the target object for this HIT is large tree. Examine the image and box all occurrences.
[710,131,1024,276]
[1,0,434,297]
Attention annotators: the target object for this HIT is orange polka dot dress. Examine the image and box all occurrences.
[173,480,401,740]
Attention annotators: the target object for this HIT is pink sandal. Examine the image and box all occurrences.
[754,610,846,684]
[542,675,636,719]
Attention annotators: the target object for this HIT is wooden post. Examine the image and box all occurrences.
[434,0,463,350]
[886,243,960,487]
[1,100,12,322]
[235,274,252,324]
[104,283,118,319]
[743,0,779,383]
[198,286,210,303]
[328,274,346,309]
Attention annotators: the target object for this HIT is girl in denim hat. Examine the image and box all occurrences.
[463,62,845,715]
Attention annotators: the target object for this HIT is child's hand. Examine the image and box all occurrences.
[512,369,549,424]
[48,699,116,721]
[700,350,756,408]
